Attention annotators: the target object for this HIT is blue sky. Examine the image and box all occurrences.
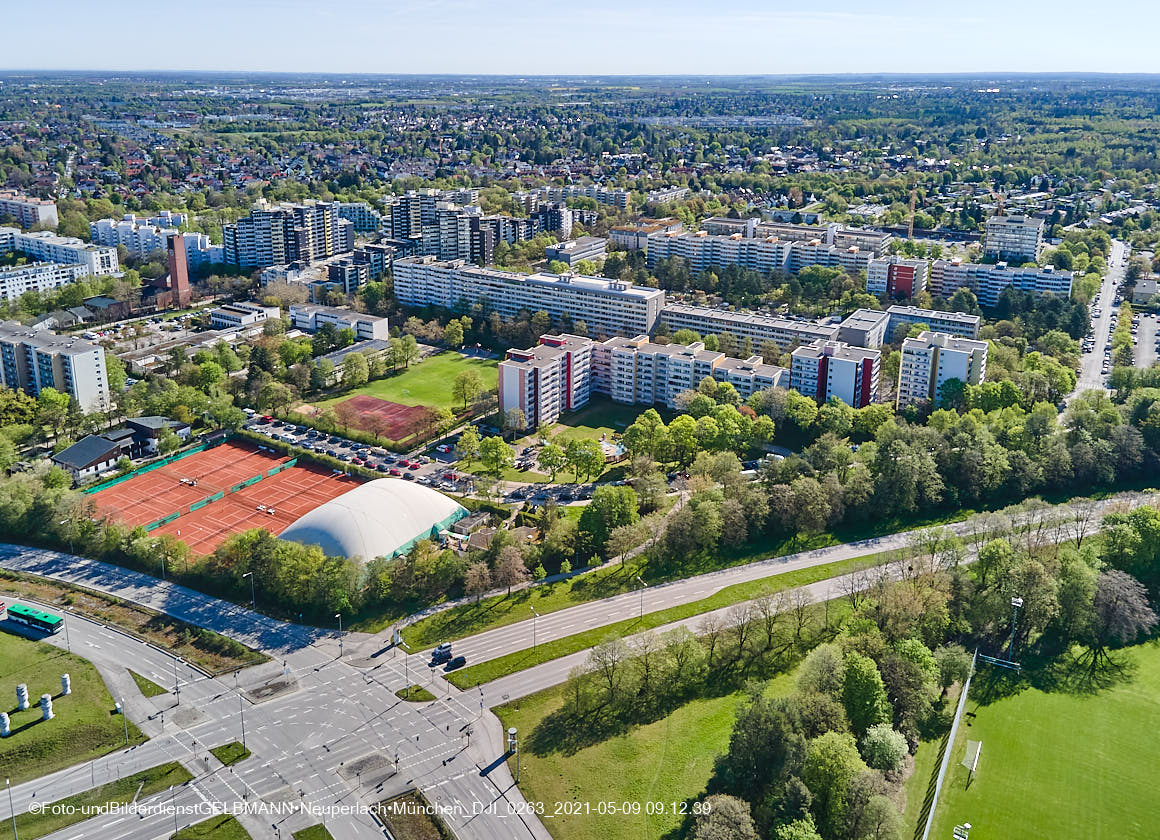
[4,0,1158,75]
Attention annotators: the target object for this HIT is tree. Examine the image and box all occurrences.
[401,334,421,368]
[933,644,973,692]
[36,387,71,439]
[452,369,485,411]
[669,414,700,467]
[565,438,605,483]
[537,443,569,482]
[455,425,481,463]
[198,360,225,395]
[842,653,891,736]
[341,352,369,389]
[801,731,870,839]
[494,546,529,594]
[478,436,514,478]
[464,561,491,602]
[1082,570,1158,673]
[578,485,639,556]
[859,724,908,773]
[444,319,464,349]
[773,819,823,840]
[503,407,527,436]
[692,795,759,840]
[157,427,182,455]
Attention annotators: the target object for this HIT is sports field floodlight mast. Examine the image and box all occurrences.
[1008,596,1024,660]
[243,571,255,608]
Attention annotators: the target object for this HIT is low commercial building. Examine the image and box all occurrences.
[545,236,608,266]
[837,309,891,349]
[319,339,394,385]
[0,189,58,229]
[393,256,665,338]
[1132,277,1160,306]
[897,331,989,408]
[208,302,281,330]
[498,334,593,429]
[659,304,838,350]
[866,256,929,298]
[593,334,787,409]
[929,259,1072,307]
[884,305,981,341]
[287,303,390,340]
[790,340,880,408]
[0,321,110,412]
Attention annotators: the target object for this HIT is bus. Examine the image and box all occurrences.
[7,603,64,634]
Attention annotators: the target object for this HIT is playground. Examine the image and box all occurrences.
[90,440,361,554]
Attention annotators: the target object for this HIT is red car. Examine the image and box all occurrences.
[408,462,420,470]
[389,467,403,476]
[351,458,364,466]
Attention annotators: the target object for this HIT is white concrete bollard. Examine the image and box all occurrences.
[61,673,71,696]
[0,711,9,737]
[40,694,53,721]
[15,683,28,711]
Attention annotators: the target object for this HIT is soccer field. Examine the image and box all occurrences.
[931,642,1160,840]
[316,352,497,413]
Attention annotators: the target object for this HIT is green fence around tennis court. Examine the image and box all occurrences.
[83,443,209,495]
[189,490,225,513]
[229,473,264,493]
[266,457,297,477]
[144,511,181,531]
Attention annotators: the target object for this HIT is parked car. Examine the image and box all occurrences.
[443,655,467,671]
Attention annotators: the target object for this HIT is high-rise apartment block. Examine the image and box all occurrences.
[498,334,593,429]
[0,190,58,230]
[983,215,1045,263]
[593,335,788,409]
[392,257,665,338]
[0,262,89,302]
[223,201,353,269]
[929,259,1072,307]
[0,322,109,412]
[0,228,119,276]
[646,227,880,278]
[790,340,880,408]
[658,304,839,350]
[699,218,893,255]
[866,256,929,298]
[837,309,891,349]
[884,305,982,341]
[89,215,221,270]
[896,331,989,408]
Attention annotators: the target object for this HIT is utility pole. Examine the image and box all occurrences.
[243,571,255,609]
[335,613,343,658]
[121,698,129,744]
[1008,597,1024,661]
[636,576,647,621]
[239,694,247,751]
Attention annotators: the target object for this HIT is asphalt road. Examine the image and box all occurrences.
[0,548,552,840]
[1075,238,1128,395]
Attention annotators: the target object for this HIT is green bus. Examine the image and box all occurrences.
[7,603,64,634]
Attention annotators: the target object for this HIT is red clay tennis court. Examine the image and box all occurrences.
[334,395,434,439]
[91,440,362,555]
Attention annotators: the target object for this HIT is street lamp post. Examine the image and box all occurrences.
[239,694,247,751]
[6,777,17,840]
[635,576,647,621]
[530,606,540,655]
[335,613,343,657]
[58,519,73,555]
[173,659,180,705]
[63,608,72,653]
[120,698,128,744]
[243,571,255,609]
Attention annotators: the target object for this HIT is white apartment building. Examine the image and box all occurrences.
[884,305,982,341]
[545,236,608,266]
[645,229,874,277]
[929,259,1072,307]
[659,304,838,350]
[699,218,893,256]
[790,340,880,408]
[0,261,88,302]
[208,302,281,330]
[837,309,891,349]
[866,256,929,298]
[287,303,390,340]
[0,321,110,412]
[392,257,665,338]
[897,330,989,408]
[593,335,788,409]
[0,190,58,229]
[90,215,177,260]
[609,218,683,251]
[223,201,353,269]
[984,215,1045,263]
[336,202,386,232]
[498,334,593,429]
[0,228,119,276]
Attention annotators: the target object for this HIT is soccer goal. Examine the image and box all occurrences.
[961,739,982,786]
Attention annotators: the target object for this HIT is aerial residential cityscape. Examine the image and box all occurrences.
[1,6,1160,840]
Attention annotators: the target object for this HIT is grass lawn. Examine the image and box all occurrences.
[448,551,884,688]
[495,671,794,840]
[172,815,252,839]
[293,827,336,840]
[0,761,191,840]
[540,397,647,442]
[395,685,436,702]
[315,352,498,414]
[0,632,146,785]
[209,740,251,766]
[130,669,168,698]
[927,641,1160,840]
